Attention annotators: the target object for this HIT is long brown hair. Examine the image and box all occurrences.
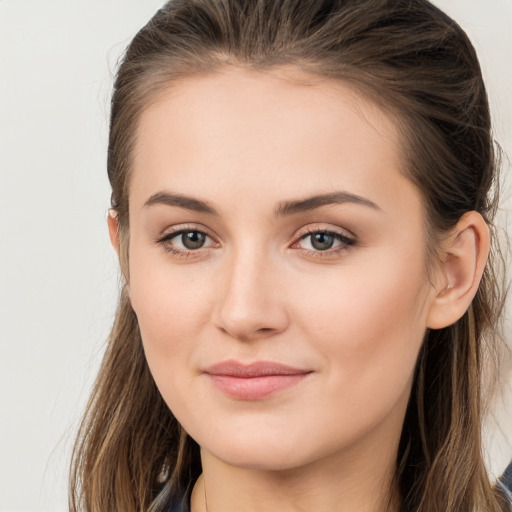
[70,1,509,511]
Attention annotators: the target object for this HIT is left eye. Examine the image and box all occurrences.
[298,231,355,251]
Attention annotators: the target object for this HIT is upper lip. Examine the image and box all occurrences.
[203,360,312,377]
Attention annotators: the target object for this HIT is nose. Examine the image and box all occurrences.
[212,248,289,342]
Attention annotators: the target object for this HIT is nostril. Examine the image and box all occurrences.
[213,272,290,341]
[216,323,281,342]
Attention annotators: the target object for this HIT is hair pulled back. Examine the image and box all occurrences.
[70,1,508,511]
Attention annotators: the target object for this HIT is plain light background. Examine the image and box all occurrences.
[0,1,511,511]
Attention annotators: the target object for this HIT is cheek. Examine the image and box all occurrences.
[292,248,430,403]
[129,267,213,417]
[128,247,213,376]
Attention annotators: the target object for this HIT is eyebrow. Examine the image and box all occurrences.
[144,191,218,215]
[143,190,380,216]
[275,191,381,216]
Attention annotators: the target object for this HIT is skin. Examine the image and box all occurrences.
[109,66,489,512]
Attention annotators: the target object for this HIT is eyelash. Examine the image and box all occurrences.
[155,225,357,259]
[291,227,357,259]
[155,225,217,259]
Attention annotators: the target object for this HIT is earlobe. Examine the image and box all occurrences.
[107,209,120,254]
[426,211,490,329]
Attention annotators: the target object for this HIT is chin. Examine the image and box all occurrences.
[210,446,306,472]
[196,427,323,472]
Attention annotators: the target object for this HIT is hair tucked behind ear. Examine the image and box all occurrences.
[70,1,509,511]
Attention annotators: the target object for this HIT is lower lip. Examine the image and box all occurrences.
[207,374,309,400]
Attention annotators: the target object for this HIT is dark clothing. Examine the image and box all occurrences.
[501,462,512,494]
[168,493,190,512]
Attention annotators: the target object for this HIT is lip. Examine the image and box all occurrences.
[203,360,312,400]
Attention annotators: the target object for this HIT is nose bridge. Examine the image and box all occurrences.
[214,242,287,340]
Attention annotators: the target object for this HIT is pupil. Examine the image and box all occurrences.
[311,233,334,251]
[182,231,206,249]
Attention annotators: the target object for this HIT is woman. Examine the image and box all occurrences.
[70,1,511,511]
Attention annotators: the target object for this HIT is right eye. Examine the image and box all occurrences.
[156,228,217,256]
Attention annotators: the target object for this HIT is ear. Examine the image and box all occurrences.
[107,209,131,288]
[427,211,490,329]
[107,209,120,254]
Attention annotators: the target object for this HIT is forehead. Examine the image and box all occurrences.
[130,65,418,217]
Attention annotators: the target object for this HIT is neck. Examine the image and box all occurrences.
[190,434,401,512]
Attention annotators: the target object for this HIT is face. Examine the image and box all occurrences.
[126,66,438,471]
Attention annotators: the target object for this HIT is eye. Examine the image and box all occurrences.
[156,227,217,255]
[307,232,338,251]
[177,230,208,250]
[294,228,356,255]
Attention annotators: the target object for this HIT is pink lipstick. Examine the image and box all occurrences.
[203,360,312,400]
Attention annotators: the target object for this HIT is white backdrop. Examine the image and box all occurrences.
[0,1,511,511]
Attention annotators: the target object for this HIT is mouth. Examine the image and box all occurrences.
[203,360,313,400]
